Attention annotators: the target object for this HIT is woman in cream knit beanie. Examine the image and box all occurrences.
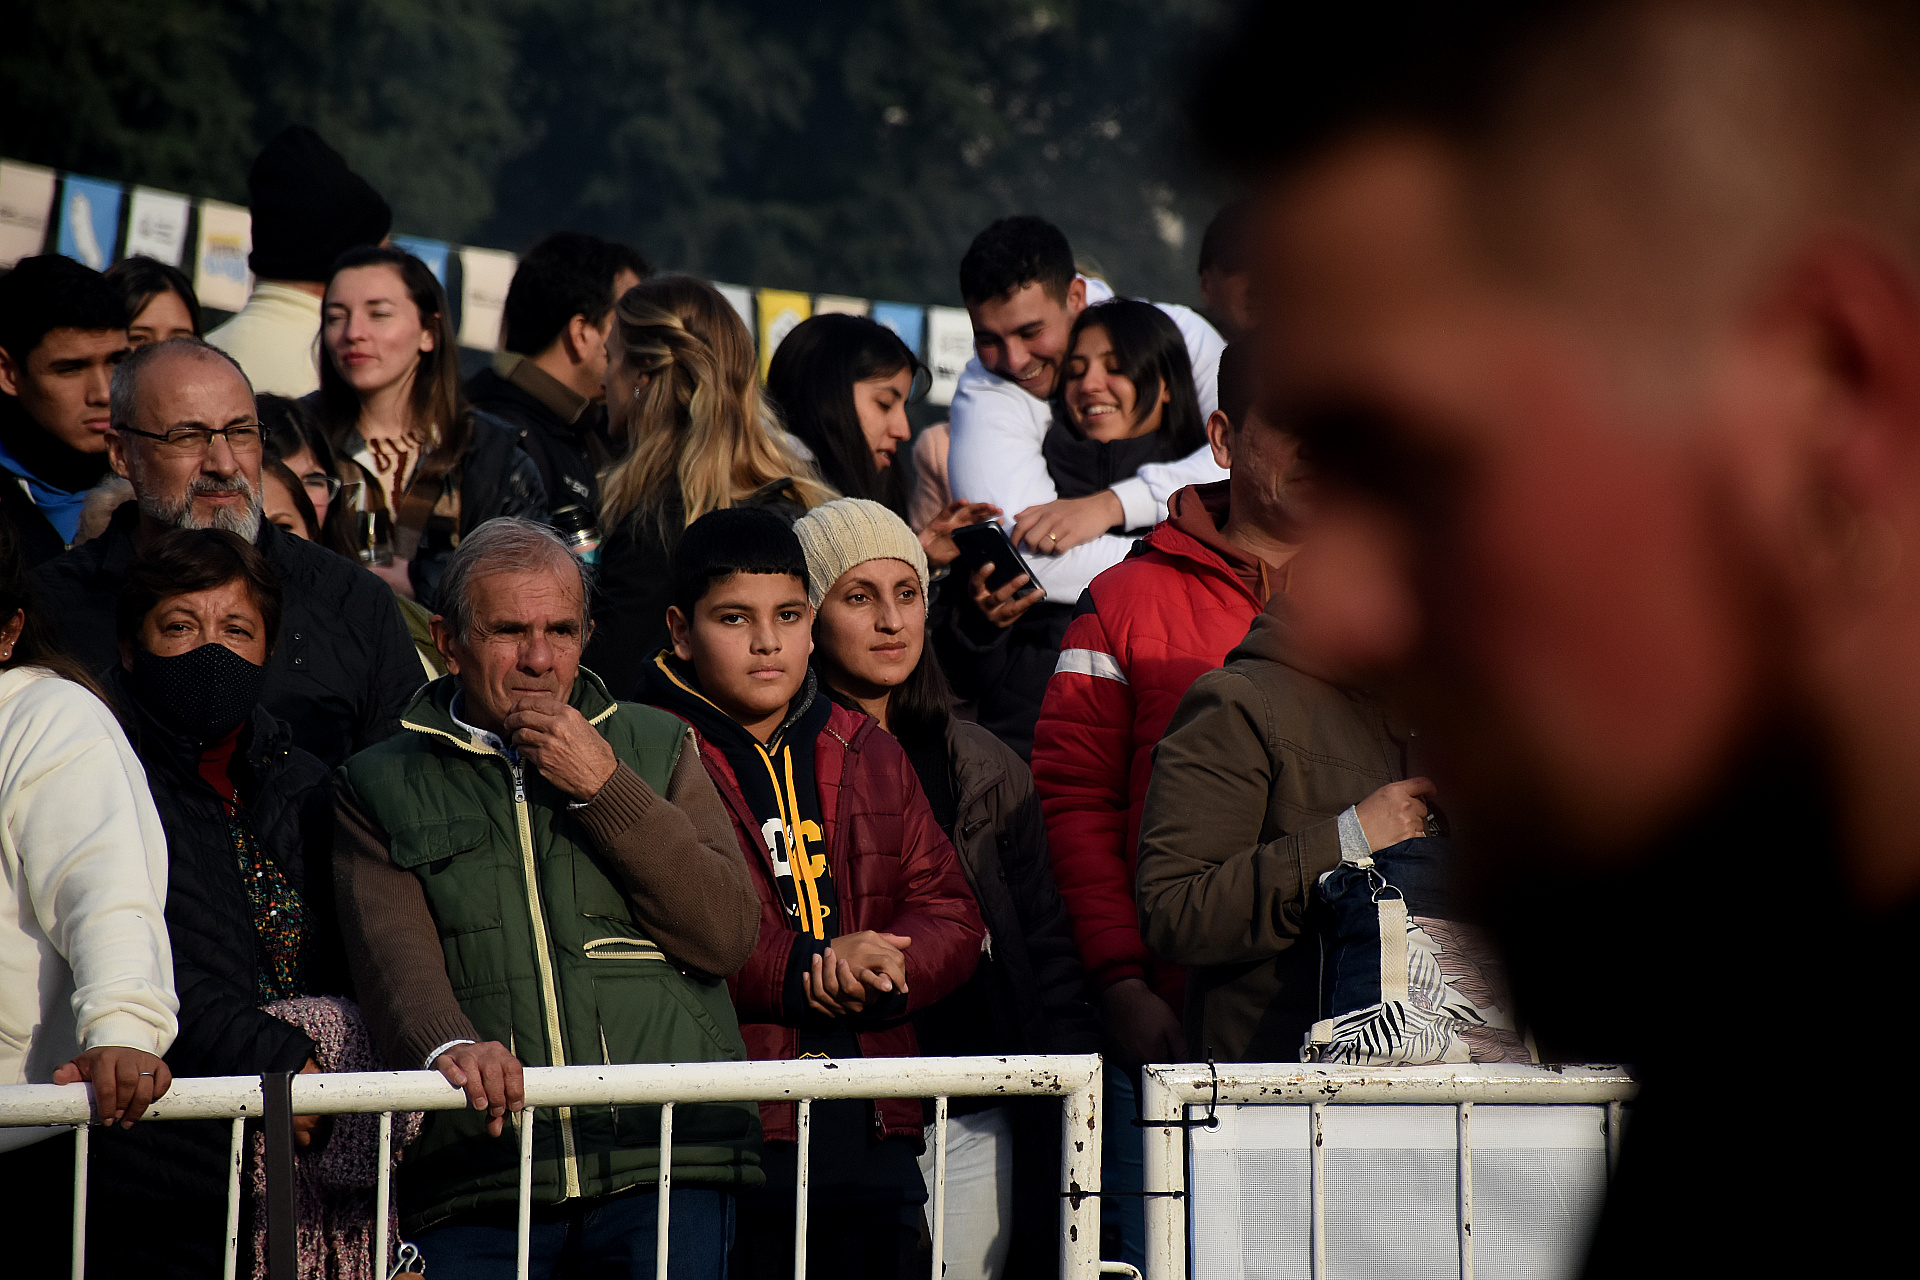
[791,497,929,610]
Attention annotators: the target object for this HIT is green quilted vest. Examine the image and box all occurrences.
[340,670,762,1233]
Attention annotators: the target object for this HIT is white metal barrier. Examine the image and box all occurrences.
[1137,1063,1637,1280]
[0,1053,1104,1280]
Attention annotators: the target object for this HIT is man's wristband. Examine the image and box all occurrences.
[424,1039,477,1069]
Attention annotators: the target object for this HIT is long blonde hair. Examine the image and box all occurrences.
[599,275,834,531]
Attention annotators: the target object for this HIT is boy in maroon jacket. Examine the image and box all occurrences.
[641,506,984,1280]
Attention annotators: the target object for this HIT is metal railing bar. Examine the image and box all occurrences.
[0,1055,1103,1130]
[70,1123,87,1280]
[374,1111,392,1280]
[1137,1068,1185,1280]
[1059,1061,1103,1280]
[1144,1063,1635,1108]
[930,1094,948,1280]
[1309,1100,1325,1280]
[1456,1101,1473,1280]
[793,1098,811,1280]
[655,1101,674,1280]
[224,1117,244,1280]
[516,1106,535,1280]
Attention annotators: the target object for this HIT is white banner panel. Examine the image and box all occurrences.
[193,199,253,312]
[1188,1103,1606,1280]
[124,187,192,266]
[924,305,974,407]
[714,283,755,339]
[814,294,870,316]
[458,247,518,350]
[0,161,57,268]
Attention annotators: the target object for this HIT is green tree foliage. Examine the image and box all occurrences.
[2,0,1233,304]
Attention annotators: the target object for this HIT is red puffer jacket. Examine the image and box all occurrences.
[1031,483,1278,1010]
[696,700,985,1143]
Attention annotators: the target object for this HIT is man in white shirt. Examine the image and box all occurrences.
[206,127,392,397]
[946,215,1227,606]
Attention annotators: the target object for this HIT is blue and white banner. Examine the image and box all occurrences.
[56,174,124,270]
[872,301,926,358]
[392,234,451,286]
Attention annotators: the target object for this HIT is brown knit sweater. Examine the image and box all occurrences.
[334,741,759,1071]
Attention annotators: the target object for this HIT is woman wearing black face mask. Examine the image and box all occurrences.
[88,528,351,1280]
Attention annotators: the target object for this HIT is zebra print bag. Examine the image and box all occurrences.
[1301,836,1534,1065]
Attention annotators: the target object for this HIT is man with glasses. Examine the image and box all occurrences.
[32,337,421,765]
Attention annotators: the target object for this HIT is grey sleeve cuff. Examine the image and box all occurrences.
[1337,806,1373,862]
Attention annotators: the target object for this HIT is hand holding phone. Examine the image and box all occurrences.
[950,521,1047,599]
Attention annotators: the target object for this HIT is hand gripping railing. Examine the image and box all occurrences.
[1136,1062,1636,1280]
[0,1053,1104,1280]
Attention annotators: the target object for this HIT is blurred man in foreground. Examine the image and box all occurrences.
[1197,0,1920,1272]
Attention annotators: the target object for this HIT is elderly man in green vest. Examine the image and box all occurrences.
[334,517,762,1278]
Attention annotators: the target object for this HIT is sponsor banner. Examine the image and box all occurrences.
[870,301,926,358]
[755,288,811,380]
[714,283,755,338]
[392,235,451,286]
[924,305,974,407]
[457,246,518,350]
[123,187,192,266]
[813,294,869,316]
[193,199,253,312]
[55,174,124,270]
[0,161,56,268]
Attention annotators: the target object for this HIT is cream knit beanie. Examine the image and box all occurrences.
[791,497,930,610]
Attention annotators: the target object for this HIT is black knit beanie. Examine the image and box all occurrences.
[245,126,393,283]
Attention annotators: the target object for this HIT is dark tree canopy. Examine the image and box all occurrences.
[2,0,1233,305]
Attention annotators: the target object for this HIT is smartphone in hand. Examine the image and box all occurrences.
[950,521,1047,601]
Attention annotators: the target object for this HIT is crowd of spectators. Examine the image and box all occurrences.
[0,100,1477,1280]
[3,2,1899,1274]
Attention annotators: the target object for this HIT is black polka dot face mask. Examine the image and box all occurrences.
[129,641,269,745]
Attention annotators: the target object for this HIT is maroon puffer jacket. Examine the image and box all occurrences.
[694,701,985,1143]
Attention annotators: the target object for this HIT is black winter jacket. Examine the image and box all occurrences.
[86,697,347,1280]
[132,696,348,1077]
[465,366,610,513]
[0,394,107,568]
[913,717,1097,1057]
[31,504,423,767]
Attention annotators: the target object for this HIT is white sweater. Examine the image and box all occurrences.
[0,667,176,1152]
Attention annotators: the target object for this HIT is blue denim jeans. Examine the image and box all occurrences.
[412,1187,733,1279]
[1103,1071,1146,1269]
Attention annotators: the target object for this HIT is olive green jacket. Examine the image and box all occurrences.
[337,671,761,1231]
[1136,605,1403,1062]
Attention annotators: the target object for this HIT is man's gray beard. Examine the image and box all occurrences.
[137,478,263,543]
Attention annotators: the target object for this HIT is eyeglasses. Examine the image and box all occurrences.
[117,424,270,455]
[301,473,343,502]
